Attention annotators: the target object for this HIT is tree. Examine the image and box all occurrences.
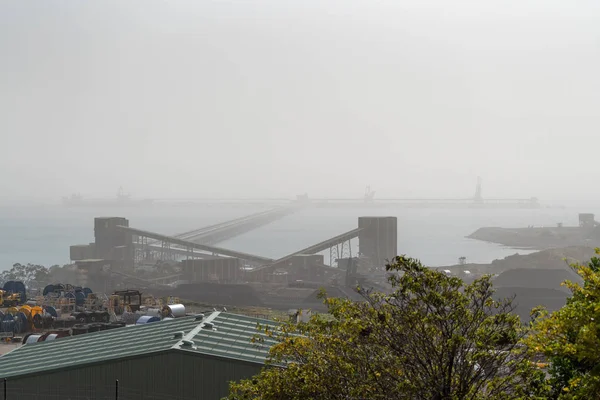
[527,248,600,399]
[228,256,546,400]
[0,263,50,289]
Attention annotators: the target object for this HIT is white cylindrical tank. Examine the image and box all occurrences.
[165,304,186,318]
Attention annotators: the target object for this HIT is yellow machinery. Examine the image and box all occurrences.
[0,290,21,307]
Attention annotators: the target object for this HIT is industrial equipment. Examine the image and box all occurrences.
[0,290,22,307]
[112,289,142,313]
[0,281,26,307]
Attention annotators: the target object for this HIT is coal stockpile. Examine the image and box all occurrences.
[156,283,264,307]
[493,287,569,322]
[492,268,581,293]
[491,267,581,321]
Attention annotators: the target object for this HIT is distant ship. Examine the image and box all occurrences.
[62,187,154,207]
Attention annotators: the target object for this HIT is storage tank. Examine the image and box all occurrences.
[163,304,186,318]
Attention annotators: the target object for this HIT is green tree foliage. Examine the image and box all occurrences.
[0,263,50,289]
[527,248,600,399]
[228,256,546,400]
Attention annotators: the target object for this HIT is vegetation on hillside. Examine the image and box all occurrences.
[527,249,600,399]
[227,256,548,400]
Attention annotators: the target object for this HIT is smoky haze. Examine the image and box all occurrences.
[1,0,599,205]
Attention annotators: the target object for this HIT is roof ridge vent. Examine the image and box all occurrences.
[202,322,214,330]
[173,331,185,339]
[181,339,194,347]
[194,314,205,321]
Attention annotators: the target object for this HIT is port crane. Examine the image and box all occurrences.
[364,186,375,203]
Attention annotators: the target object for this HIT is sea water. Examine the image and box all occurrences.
[0,204,593,271]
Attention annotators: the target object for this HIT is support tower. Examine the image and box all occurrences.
[358,216,398,269]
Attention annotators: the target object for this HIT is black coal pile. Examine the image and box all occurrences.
[155,283,264,307]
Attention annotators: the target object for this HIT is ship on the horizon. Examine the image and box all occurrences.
[61,187,154,207]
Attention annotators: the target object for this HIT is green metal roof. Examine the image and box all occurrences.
[0,312,279,379]
[178,312,280,364]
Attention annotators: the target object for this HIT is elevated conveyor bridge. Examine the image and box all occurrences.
[249,228,363,273]
[117,225,274,264]
[118,223,360,274]
[147,206,297,246]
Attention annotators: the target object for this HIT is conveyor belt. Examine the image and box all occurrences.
[147,207,296,245]
[249,228,362,272]
[117,225,274,264]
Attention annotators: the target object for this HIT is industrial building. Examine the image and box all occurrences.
[0,312,278,399]
[67,214,399,310]
[181,256,243,282]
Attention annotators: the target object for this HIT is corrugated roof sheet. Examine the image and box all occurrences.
[0,312,279,379]
[181,312,279,364]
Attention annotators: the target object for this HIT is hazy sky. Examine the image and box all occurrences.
[1,0,599,204]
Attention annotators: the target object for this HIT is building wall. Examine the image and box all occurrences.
[358,216,398,269]
[3,351,262,400]
[182,258,243,282]
[94,217,133,265]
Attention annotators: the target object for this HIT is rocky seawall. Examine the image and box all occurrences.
[442,246,597,276]
[467,226,599,250]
